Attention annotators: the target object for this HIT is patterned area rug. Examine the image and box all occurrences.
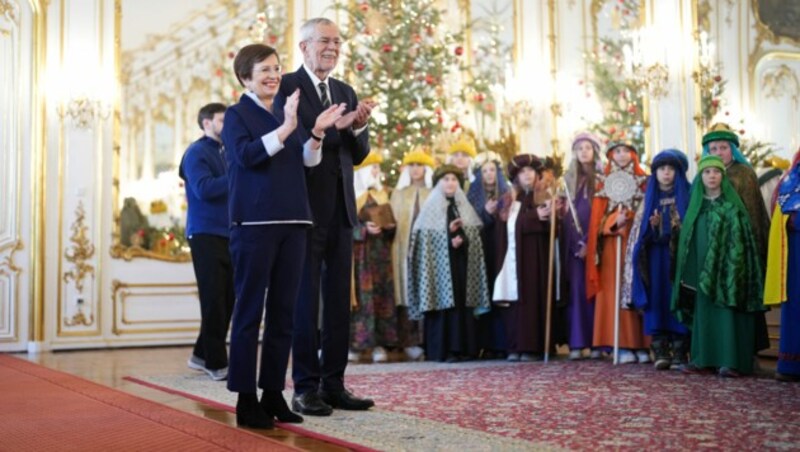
[128,360,800,450]
[0,354,295,451]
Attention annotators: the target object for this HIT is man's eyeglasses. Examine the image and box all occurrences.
[311,38,344,48]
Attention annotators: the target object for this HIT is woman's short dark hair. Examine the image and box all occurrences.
[233,44,279,87]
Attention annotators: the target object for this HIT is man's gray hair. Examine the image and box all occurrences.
[299,17,338,43]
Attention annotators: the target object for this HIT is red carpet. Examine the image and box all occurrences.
[345,361,800,449]
[0,354,297,451]
[127,360,800,450]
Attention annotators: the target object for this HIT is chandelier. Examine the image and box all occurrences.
[57,95,112,129]
[623,26,670,99]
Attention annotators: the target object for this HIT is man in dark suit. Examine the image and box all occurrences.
[273,17,375,416]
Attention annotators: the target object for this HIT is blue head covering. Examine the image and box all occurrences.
[777,151,800,213]
[630,149,691,310]
[467,160,509,225]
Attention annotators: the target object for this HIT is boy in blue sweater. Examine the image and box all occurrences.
[179,102,234,381]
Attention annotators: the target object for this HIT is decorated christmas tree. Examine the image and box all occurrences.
[585,0,645,154]
[334,0,464,183]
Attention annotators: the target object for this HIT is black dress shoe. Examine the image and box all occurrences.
[236,393,274,429]
[291,391,333,416]
[318,388,374,411]
[261,390,303,423]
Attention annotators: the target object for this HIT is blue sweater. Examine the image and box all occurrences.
[221,95,313,224]
[179,136,230,238]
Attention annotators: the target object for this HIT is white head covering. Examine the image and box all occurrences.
[354,164,381,200]
[413,178,483,232]
[395,165,434,190]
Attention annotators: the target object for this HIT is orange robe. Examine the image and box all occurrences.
[591,209,648,349]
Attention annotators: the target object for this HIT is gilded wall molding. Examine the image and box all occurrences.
[0,0,18,36]
[761,63,800,106]
[63,201,95,293]
[0,240,23,276]
[111,279,199,335]
[748,0,800,80]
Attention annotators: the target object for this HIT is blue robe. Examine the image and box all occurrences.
[778,213,800,376]
[634,190,688,337]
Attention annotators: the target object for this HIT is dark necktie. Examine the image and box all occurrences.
[318,82,331,108]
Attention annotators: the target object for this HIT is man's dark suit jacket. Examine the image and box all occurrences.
[273,66,370,227]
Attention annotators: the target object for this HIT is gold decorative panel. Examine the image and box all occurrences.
[111,280,200,335]
[63,201,95,293]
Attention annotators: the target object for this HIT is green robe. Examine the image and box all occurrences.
[682,198,755,373]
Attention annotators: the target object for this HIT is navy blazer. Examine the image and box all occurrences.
[179,136,229,238]
[273,66,370,228]
[221,95,313,225]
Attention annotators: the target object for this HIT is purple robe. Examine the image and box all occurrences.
[563,180,595,349]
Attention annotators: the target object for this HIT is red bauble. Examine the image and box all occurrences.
[454,46,464,56]
[739,129,746,135]
[711,99,720,107]
[473,93,485,103]
[425,74,435,85]
[627,105,637,114]
[413,34,422,44]
[268,34,278,45]
[356,62,366,72]
[358,1,369,12]
[382,43,393,53]
[609,126,617,134]
[713,75,722,82]
[395,123,404,132]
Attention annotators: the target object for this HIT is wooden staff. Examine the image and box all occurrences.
[613,204,623,365]
[543,182,560,364]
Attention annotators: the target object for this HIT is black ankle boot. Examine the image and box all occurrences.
[261,390,303,423]
[651,337,671,370]
[236,392,273,429]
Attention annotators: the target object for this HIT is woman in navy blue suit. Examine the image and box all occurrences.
[221,44,345,429]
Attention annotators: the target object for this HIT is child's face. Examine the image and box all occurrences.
[481,162,497,186]
[450,152,471,170]
[708,140,732,165]
[701,167,723,191]
[408,163,425,182]
[611,147,633,168]
[574,140,595,164]
[516,167,538,190]
[441,174,460,196]
[656,165,676,187]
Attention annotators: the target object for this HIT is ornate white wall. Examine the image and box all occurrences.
[0,0,796,352]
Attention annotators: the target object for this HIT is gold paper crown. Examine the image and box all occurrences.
[765,155,791,171]
[447,136,477,158]
[354,151,383,170]
[402,147,436,167]
[150,200,167,214]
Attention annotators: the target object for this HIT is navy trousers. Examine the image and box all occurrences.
[227,224,306,393]
[292,187,353,395]
[188,234,234,370]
